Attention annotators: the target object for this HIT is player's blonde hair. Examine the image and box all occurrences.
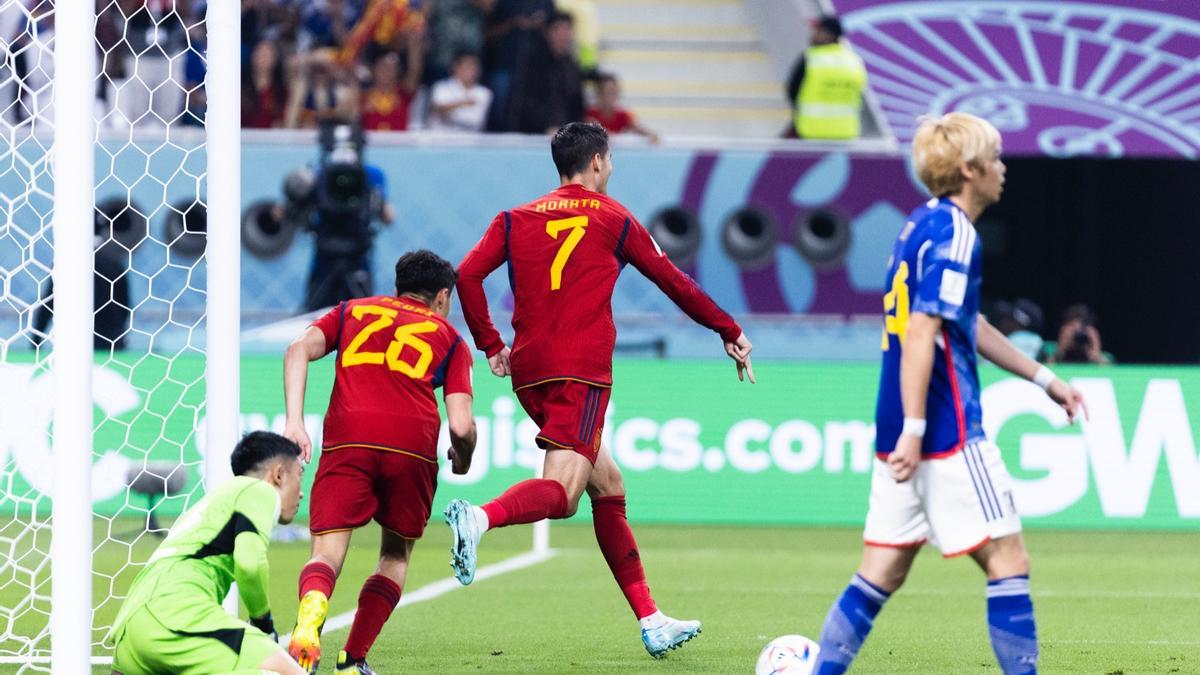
[911,112,1001,197]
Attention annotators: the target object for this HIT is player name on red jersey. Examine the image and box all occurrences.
[534,198,602,212]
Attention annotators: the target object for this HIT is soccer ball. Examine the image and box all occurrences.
[755,635,820,674]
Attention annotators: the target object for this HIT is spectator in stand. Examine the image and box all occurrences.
[586,73,658,143]
[340,0,425,95]
[554,0,598,74]
[11,6,54,132]
[509,10,582,134]
[285,48,360,129]
[300,0,363,51]
[243,39,290,128]
[360,50,413,130]
[181,23,208,127]
[784,14,867,139]
[1049,304,1111,365]
[243,0,297,56]
[429,51,492,132]
[483,0,555,130]
[426,0,494,84]
[0,2,23,122]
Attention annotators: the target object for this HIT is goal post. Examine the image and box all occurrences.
[49,3,96,673]
[0,2,240,669]
[203,0,240,493]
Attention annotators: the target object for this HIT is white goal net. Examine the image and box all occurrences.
[0,1,232,669]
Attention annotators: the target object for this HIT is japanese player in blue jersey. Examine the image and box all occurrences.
[813,113,1088,675]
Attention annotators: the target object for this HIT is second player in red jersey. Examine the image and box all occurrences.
[457,180,742,392]
[282,251,477,674]
[447,122,753,660]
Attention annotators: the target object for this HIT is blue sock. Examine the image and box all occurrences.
[987,575,1038,674]
[815,574,891,675]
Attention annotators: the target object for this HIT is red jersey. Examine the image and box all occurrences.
[361,87,412,131]
[586,107,635,134]
[312,295,472,460]
[458,183,741,390]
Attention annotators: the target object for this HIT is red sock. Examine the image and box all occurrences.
[298,561,337,599]
[481,479,569,528]
[592,495,657,619]
[343,575,402,661]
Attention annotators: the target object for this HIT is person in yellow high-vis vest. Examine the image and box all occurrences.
[785,15,868,139]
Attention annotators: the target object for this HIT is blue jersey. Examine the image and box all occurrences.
[876,197,985,457]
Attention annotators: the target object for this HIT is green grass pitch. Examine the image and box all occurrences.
[2,522,1196,673]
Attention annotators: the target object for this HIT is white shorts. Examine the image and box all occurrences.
[862,441,1022,557]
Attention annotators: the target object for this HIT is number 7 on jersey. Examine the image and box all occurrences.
[545,216,588,291]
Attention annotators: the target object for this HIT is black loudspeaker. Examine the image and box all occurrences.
[242,199,296,259]
[95,196,147,249]
[793,208,851,268]
[163,200,207,257]
[124,462,187,535]
[721,207,777,268]
[647,206,701,266]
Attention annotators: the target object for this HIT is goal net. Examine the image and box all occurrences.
[0,1,224,669]
[0,3,550,670]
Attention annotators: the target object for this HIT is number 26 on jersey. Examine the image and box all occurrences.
[341,305,438,378]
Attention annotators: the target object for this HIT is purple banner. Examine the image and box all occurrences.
[834,1,1200,158]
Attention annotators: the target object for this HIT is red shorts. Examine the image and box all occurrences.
[515,380,610,464]
[309,446,438,539]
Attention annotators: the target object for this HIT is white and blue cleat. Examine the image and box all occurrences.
[642,616,702,659]
[444,498,483,585]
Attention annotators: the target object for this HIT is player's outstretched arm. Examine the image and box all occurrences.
[976,315,1087,422]
[445,392,477,475]
[283,325,330,462]
[622,218,749,381]
[458,213,511,360]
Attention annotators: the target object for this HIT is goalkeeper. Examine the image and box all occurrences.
[107,431,307,675]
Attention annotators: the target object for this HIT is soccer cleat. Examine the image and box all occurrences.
[334,650,377,674]
[641,616,702,659]
[444,498,483,585]
[288,589,329,674]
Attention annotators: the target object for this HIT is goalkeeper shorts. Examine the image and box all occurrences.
[111,602,279,675]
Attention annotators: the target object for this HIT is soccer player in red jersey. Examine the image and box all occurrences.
[446,121,754,658]
[281,251,477,674]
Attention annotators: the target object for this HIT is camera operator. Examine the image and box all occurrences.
[1049,303,1110,365]
[284,122,395,312]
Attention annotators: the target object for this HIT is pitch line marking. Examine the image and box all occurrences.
[0,548,557,667]
[283,547,557,640]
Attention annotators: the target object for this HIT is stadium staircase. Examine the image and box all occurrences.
[593,0,805,138]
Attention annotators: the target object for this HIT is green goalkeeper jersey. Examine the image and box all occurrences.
[108,476,280,643]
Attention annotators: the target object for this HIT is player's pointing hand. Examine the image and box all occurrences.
[724,333,755,384]
[488,346,512,378]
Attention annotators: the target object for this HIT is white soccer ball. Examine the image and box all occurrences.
[755,634,820,675]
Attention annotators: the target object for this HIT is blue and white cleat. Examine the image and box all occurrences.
[444,498,483,585]
[641,615,702,659]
